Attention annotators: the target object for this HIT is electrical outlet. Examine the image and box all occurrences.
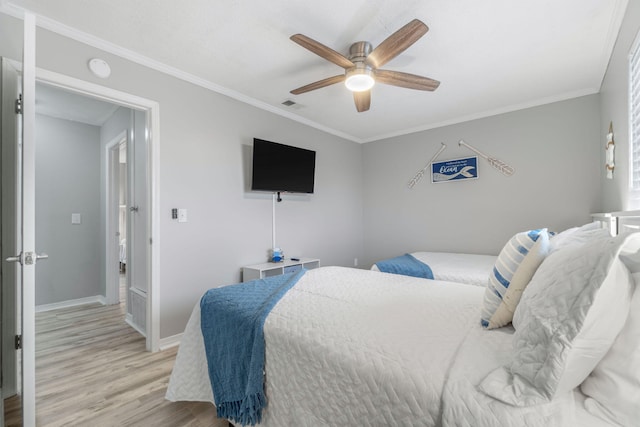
[171,208,178,219]
[354,258,358,267]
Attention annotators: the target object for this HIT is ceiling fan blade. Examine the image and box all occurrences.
[353,90,371,112]
[290,34,355,69]
[367,19,428,68]
[375,69,440,91]
[290,75,346,95]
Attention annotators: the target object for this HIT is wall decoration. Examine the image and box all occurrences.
[432,156,478,183]
[407,142,447,189]
[408,139,514,189]
[606,122,615,179]
[459,140,515,176]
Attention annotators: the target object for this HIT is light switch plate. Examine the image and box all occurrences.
[71,213,82,225]
[178,209,187,223]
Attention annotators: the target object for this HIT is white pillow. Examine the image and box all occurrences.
[479,232,638,406]
[549,221,610,253]
[480,229,549,329]
[581,254,640,426]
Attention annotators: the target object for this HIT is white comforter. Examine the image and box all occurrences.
[166,267,585,426]
[372,252,497,287]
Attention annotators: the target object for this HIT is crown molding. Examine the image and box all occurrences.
[366,88,600,143]
[1,1,628,145]
[1,2,364,143]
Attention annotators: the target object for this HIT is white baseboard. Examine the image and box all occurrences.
[159,333,183,351]
[125,313,147,338]
[36,295,106,313]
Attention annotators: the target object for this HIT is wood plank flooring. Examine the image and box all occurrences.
[11,295,228,426]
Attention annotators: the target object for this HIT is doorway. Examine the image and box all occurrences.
[34,68,160,352]
[34,80,152,343]
[1,59,160,424]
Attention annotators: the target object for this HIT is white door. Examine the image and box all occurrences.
[1,57,22,426]
[3,14,38,427]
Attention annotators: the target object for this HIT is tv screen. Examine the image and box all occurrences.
[251,138,316,194]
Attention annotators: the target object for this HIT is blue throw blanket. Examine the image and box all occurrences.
[375,253,434,279]
[200,270,305,426]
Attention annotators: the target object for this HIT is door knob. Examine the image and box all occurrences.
[5,251,48,265]
[6,253,22,263]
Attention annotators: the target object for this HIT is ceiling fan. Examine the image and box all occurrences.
[289,19,440,113]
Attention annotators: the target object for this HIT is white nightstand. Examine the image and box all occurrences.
[242,258,320,282]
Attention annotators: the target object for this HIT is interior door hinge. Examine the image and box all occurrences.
[15,334,22,350]
[15,94,22,114]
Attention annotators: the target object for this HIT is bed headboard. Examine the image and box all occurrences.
[591,210,640,236]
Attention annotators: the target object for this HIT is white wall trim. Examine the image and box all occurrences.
[125,313,147,337]
[146,104,161,352]
[21,13,37,427]
[33,67,162,352]
[363,87,600,143]
[0,3,360,143]
[159,333,182,351]
[1,1,629,145]
[35,295,106,313]
[129,286,146,297]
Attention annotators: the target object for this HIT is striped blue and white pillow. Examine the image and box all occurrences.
[481,229,550,329]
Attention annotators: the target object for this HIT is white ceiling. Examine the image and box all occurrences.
[9,0,628,143]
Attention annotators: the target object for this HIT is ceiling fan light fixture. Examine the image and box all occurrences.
[345,66,374,92]
[289,20,437,111]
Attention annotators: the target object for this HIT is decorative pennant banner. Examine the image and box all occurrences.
[432,156,478,183]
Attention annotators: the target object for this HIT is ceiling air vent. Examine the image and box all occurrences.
[281,100,296,107]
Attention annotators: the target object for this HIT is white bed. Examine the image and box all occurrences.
[167,218,640,426]
[371,252,497,287]
[369,212,640,288]
[166,265,621,426]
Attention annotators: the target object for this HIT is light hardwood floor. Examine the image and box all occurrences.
[9,291,228,426]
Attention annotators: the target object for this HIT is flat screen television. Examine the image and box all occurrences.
[251,138,316,194]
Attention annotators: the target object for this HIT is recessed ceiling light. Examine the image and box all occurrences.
[88,58,111,79]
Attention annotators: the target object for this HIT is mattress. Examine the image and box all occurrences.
[372,251,497,287]
[166,266,599,426]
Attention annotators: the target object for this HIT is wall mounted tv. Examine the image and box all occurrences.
[251,138,316,194]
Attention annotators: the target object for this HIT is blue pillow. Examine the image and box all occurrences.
[481,229,549,328]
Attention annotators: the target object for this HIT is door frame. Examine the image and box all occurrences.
[105,131,127,306]
[22,14,36,426]
[36,68,161,352]
[1,57,22,403]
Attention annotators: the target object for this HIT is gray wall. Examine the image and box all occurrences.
[0,9,617,338]
[0,17,365,338]
[362,95,602,267]
[35,114,101,305]
[600,1,640,212]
